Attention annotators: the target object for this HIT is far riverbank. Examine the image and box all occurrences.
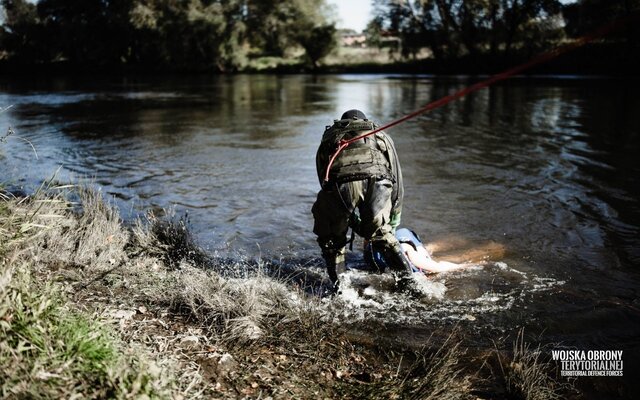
[1,43,638,77]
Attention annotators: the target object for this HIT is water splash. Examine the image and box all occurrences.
[320,261,565,326]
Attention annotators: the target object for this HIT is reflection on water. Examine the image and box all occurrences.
[1,75,640,366]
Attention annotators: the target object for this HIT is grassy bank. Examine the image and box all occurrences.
[251,42,640,76]
[1,185,173,398]
[2,41,638,77]
[0,184,570,399]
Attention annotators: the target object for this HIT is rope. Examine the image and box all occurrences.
[323,13,638,184]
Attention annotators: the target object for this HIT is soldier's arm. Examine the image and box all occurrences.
[316,140,330,186]
[385,134,404,231]
[316,146,324,185]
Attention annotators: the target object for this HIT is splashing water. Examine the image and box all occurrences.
[319,260,565,328]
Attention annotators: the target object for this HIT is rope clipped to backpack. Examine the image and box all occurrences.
[323,13,638,184]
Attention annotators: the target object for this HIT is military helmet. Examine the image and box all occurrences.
[341,109,367,120]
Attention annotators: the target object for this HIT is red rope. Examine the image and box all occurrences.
[323,13,638,184]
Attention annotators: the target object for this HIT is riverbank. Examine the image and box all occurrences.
[1,43,638,77]
[243,42,640,76]
[0,184,571,399]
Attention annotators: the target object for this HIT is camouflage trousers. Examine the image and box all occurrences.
[312,177,402,283]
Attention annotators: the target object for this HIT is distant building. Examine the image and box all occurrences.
[338,29,367,48]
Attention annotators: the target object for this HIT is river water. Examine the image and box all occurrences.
[1,75,639,393]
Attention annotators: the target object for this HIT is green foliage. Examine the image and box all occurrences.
[0,0,42,62]
[563,0,640,42]
[0,190,172,398]
[244,0,334,58]
[296,23,337,68]
[0,0,337,71]
[0,265,170,398]
[372,0,564,59]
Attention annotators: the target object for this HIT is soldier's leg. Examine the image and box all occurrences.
[312,183,360,285]
[358,178,413,274]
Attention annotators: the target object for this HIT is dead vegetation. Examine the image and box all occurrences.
[1,186,173,399]
[481,330,573,400]
[1,184,570,399]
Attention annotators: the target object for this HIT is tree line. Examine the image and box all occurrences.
[0,0,337,71]
[1,0,638,73]
[367,0,639,61]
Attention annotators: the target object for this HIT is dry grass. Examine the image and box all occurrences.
[175,268,302,342]
[1,188,173,399]
[346,332,473,400]
[490,330,569,400]
[1,183,570,399]
[132,211,213,270]
[0,268,172,399]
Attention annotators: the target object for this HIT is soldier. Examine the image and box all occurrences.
[312,109,412,289]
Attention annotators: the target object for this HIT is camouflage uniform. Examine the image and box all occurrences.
[312,111,409,285]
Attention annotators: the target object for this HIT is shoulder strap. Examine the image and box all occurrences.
[322,119,375,145]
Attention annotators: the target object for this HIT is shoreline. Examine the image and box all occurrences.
[1,43,638,78]
[0,185,572,399]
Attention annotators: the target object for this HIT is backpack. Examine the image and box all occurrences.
[321,119,393,183]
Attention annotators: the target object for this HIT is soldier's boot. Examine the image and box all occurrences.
[369,235,417,293]
[321,245,346,293]
[369,233,413,275]
[383,240,414,275]
[385,241,429,296]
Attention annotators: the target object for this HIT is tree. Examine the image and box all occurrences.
[35,0,134,66]
[371,0,563,60]
[563,0,640,42]
[295,23,336,68]
[0,0,336,71]
[0,0,43,62]
[244,0,336,63]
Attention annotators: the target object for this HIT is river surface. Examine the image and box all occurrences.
[1,74,639,394]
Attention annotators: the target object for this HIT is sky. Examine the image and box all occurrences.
[327,0,373,33]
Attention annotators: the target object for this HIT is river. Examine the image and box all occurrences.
[1,74,639,395]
